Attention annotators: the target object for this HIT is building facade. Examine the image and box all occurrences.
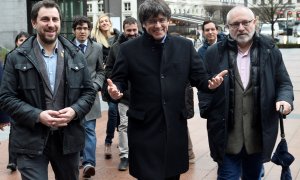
[0,0,87,50]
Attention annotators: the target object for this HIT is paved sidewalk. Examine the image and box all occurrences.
[0,49,299,179]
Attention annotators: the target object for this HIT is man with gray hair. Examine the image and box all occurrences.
[199,6,294,179]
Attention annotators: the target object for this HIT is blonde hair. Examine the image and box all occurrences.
[91,13,115,48]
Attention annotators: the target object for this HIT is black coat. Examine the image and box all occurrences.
[0,35,96,155]
[201,34,294,163]
[111,32,211,179]
[0,62,10,124]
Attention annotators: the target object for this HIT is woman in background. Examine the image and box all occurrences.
[91,14,120,160]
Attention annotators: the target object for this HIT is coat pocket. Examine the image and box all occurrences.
[126,109,145,121]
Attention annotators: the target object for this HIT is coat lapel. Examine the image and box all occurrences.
[33,40,53,94]
[53,42,64,96]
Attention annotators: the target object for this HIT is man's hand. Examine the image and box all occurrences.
[276,101,292,115]
[39,110,65,127]
[0,123,9,131]
[107,79,123,100]
[208,70,228,89]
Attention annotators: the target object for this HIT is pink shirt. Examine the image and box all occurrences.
[236,47,251,89]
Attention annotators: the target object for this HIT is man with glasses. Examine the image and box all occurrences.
[199,6,294,179]
[106,0,227,179]
[72,15,105,178]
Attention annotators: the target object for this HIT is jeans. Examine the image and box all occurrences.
[82,119,97,166]
[217,148,263,180]
[105,101,119,145]
[118,103,129,158]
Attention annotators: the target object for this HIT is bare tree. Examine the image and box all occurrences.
[251,0,293,39]
[220,5,234,25]
[204,5,219,20]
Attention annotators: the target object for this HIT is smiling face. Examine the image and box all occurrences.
[98,16,112,33]
[143,14,169,41]
[31,7,60,46]
[203,22,218,45]
[124,23,139,40]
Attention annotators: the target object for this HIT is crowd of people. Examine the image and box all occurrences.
[0,0,294,180]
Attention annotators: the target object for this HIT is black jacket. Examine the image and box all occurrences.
[200,33,294,163]
[0,35,96,155]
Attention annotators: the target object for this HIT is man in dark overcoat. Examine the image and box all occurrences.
[107,0,227,179]
[199,6,294,179]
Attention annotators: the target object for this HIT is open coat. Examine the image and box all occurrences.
[200,34,294,164]
[111,32,211,179]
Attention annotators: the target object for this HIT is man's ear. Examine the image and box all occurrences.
[31,20,36,29]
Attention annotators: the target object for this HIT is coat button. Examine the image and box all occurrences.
[161,74,165,78]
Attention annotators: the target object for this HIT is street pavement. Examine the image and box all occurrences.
[0,48,299,179]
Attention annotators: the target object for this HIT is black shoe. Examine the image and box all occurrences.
[118,157,129,171]
[83,164,95,178]
[7,163,17,172]
[104,143,112,159]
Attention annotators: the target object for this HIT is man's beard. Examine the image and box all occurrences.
[38,30,59,44]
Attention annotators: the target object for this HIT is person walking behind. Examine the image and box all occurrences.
[0,1,96,180]
[72,15,105,178]
[197,20,226,61]
[199,6,294,180]
[105,17,140,171]
[0,62,10,131]
[4,31,30,172]
[107,0,227,179]
[91,14,120,159]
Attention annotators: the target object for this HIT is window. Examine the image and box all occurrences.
[87,4,92,13]
[124,2,131,11]
[98,3,104,12]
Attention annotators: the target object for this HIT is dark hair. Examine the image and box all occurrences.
[138,0,171,25]
[31,0,62,21]
[72,16,92,30]
[202,20,218,31]
[122,17,138,30]
[15,31,30,47]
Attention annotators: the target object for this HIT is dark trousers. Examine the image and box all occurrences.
[138,174,180,180]
[217,148,263,180]
[8,124,17,165]
[17,131,80,180]
[165,174,180,180]
[105,101,119,144]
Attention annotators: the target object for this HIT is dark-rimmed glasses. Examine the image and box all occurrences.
[228,19,254,29]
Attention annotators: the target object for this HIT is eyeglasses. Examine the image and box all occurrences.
[146,18,168,25]
[75,27,89,31]
[228,19,254,29]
